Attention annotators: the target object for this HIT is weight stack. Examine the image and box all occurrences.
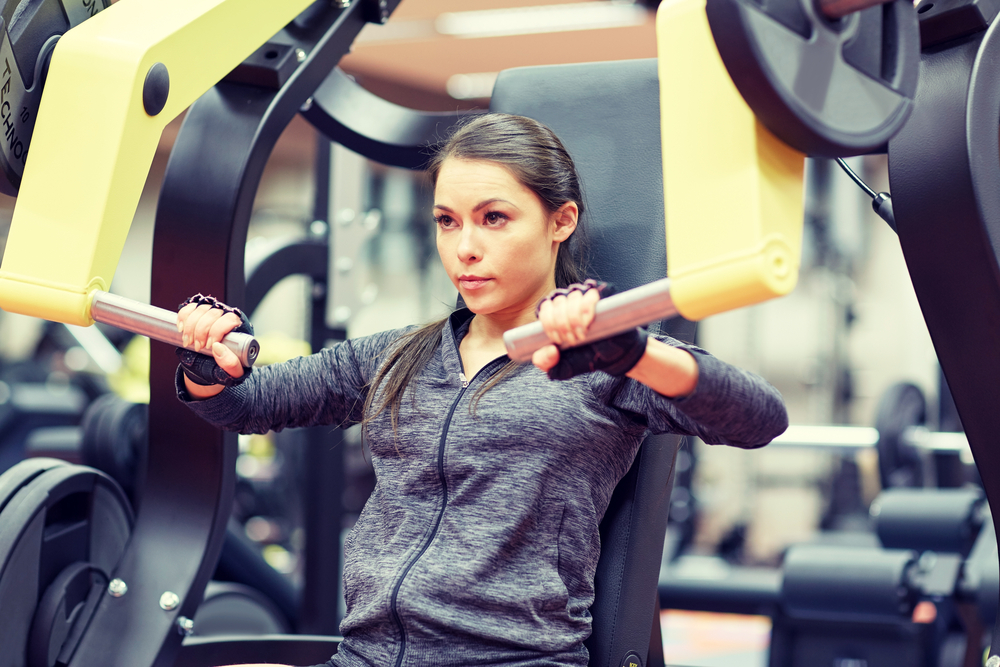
[768,545,940,667]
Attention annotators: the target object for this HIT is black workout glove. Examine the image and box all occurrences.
[537,280,649,381]
[176,294,254,387]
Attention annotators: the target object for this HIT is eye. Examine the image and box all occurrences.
[434,214,458,228]
[484,211,509,226]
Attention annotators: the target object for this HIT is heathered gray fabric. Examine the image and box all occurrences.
[178,309,787,667]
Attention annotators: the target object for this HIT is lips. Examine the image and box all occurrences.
[458,276,492,290]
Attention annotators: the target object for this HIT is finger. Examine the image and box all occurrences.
[531,344,560,372]
[181,304,213,349]
[580,288,601,330]
[538,299,563,347]
[177,302,199,331]
[207,313,243,349]
[192,308,224,352]
[550,294,575,347]
[564,290,588,345]
[212,342,245,379]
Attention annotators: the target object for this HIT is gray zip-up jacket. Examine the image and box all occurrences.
[179,309,787,667]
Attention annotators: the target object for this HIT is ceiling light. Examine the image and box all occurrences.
[436,1,649,39]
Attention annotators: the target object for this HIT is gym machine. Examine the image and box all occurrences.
[660,485,994,667]
[0,0,985,667]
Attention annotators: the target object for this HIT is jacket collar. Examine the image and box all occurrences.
[441,308,475,379]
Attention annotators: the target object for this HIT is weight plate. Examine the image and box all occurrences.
[706,0,921,157]
[81,394,147,500]
[0,0,110,196]
[0,457,66,515]
[0,464,132,666]
[874,382,927,488]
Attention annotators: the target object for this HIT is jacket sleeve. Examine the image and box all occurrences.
[175,327,410,435]
[592,335,789,448]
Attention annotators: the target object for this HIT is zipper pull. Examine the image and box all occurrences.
[459,372,469,388]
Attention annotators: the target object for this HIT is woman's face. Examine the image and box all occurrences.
[434,157,577,321]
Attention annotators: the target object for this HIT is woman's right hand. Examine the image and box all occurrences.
[177,295,253,396]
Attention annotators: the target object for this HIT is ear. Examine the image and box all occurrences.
[551,201,579,242]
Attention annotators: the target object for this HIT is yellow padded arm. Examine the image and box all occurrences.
[657,0,805,321]
[0,0,313,326]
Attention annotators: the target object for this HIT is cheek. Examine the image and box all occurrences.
[436,233,450,260]
[504,239,551,281]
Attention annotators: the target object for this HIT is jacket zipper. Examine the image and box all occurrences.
[388,357,506,667]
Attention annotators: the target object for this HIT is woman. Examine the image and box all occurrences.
[175,113,788,667]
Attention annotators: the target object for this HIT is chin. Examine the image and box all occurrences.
[460,292,501,315]
[462,297,493,314]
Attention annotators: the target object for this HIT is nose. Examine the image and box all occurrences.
[456,224,481,263]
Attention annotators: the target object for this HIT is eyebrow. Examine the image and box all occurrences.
[434,198,518,213]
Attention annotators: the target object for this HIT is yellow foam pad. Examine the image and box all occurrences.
[657,0,805,321]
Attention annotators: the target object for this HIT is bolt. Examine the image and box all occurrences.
[310,220,329,237]
[176,616,195,636]
[142,62,170,116]
[159,591,180,611]
[295,48,306,63]
[107,578,128,598]
[300,97,314,113]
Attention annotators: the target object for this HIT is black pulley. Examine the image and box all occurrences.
[706,0,921,157]
[0,462,133,667]
[80,394,147,502]
[874,382,927,489]
[28,560,108,667]
[0,0,110,196]
[191,581,291,637]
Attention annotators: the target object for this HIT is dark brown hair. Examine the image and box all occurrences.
[362,113,588,435]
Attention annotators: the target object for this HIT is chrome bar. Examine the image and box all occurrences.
[769,425,880,451]
[503,277,677,363]
[90,290,259,368]
[768,424,972,459]
[902,426,973,460]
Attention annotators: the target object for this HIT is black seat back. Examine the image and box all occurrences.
[490,59,693,667]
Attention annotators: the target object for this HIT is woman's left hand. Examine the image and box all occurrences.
[532,281,648,380]
[533,282,603,372]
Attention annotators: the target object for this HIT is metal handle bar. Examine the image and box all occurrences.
[503,277,677,363]
[90,291,260,368]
